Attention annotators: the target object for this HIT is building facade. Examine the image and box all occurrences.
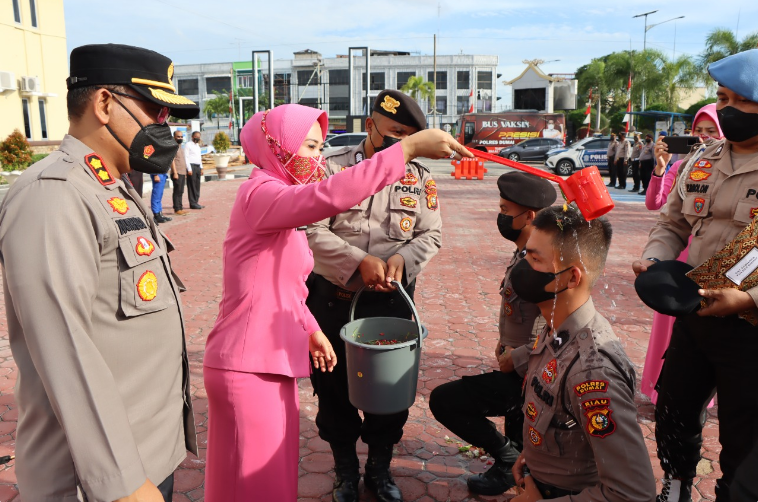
[0,0,68,145]
[173,50,499,133]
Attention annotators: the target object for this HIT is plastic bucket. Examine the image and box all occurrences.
[562,166,614,220]
[339,281,428,415]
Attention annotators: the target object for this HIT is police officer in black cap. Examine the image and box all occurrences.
[429,172,555,497]
[306,90,441,502]
[0,44,198,502]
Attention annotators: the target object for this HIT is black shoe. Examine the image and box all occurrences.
[330,443,359,502]
[639,189,647,195]
[364,444,402,502]
[628,187,640,192]
[605,182,615,187]
[153,212,172,224]
[656,474,693,502]
[466,440,520,495]
[189,204,204,209]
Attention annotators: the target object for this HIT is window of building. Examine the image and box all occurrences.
[478,71,493,90]
[274,73,291,104]
[397,71,416,90]
[177,79,199,95]
[427,71,447,90]
[362,72,386,91]
[297,69,319,86]
[205,76,231,95]
[38,99,47,140]
[329,69,349,86]
[21,99,32,139]
[298,97,320,109]
[456,96,470,114]
[12,0,21,23]
[29,0,37,27]
[329,97,349,112]
[434,96,447,114]
[514,88,546,110]
[457,71,470,90]
[237,74,251,88]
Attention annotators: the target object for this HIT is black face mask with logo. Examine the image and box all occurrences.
[106,98,179,175]
[717,106,758,143]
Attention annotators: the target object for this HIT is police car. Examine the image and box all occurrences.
[546,136,613,176]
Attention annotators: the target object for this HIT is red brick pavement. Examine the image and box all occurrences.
[0,175,721,501]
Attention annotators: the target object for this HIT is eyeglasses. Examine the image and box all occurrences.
[105,89,170,125]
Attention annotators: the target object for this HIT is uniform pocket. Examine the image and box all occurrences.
[388,196,420,240]
[331,207,363,233]
[734,199,758,225]
[681,194,710,218]
[117,236,172,317]
[522,399,562,456]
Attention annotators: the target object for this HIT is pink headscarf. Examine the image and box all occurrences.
[692,103,723,139]
[240,104,329,184]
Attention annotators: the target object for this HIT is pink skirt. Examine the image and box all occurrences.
[204,367,300,502]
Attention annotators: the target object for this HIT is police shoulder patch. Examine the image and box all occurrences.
[574,380,609,397]
[583,398,616,439]
[84,153,115,186]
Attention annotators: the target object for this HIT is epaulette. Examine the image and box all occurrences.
[35,151,74,181]
[410,158,431,173]
[323,146,353,161]
[574,324,635,393]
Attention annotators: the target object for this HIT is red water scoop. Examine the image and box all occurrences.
[473,150,614,220]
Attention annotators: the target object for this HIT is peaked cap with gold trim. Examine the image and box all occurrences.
[67,44,199,119]
[372,90,426,131]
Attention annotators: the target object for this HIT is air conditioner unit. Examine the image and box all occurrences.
[0,71,14,92]
[21,76,40,93]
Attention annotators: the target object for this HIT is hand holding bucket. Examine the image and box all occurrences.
[474,150,614,220]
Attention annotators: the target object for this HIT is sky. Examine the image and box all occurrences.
[63,0,758,111]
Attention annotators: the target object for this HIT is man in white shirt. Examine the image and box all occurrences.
[184,131,204,209]
[541,119,563,139]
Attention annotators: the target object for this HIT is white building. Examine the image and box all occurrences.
[504,63,577,113]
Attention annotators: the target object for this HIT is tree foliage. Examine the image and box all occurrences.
[0,130,33,171]
[401,76,435,101]
[698,28,758,80]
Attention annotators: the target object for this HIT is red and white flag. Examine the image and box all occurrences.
[623,74,632,132]
[583,88,593,125]
[468,88,474,113]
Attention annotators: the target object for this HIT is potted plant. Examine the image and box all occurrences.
[0,129,34,185]
[212,131,232,177]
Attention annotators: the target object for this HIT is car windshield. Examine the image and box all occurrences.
[568,138,595,150]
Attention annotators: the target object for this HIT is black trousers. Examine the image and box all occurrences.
[640,158,655,190]
[630,159,641,189]
[429,371,525,452]
[172,174,186,211]
[616,158,628,188]
[732,437,758,502]
[187,164,201,206]
[655,313,758,502]
[157,473,174,502]
[607,156,616,185]
[307,273,416,447]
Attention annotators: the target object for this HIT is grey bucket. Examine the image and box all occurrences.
[339,280,428,415]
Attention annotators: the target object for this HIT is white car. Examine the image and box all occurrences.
[321,133,368,157]
[546,136,633,176]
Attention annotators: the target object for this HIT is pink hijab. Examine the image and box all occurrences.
[240,104,329,184]
[692,103,723,139]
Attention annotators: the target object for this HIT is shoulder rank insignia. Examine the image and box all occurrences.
[582,398,616,438]
[424,179,437,194]
[137,270,158,302]
[380,95,400,114]
[400,172,418,186]
[107,197,129,215]
[400,197,418,208]
[85,153,115,186]
[355,152,364,163]
[136,236,156,257]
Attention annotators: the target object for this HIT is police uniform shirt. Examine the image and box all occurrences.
[643,140,758,308]
[0,135,195,501]
[607,140,617,160]
[521,299,655,501]
[617,139,632,162]
[307,140,442,291]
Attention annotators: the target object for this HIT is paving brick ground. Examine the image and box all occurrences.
[0,170,721,501]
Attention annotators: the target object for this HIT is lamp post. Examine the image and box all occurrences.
[633,11,684,110]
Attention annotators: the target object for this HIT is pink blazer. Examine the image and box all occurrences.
[203,143,406,377]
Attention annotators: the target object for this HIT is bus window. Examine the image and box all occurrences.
[464,121,475,145]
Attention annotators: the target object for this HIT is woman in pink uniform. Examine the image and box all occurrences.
[202,104,470,501]
[642,103,722,403]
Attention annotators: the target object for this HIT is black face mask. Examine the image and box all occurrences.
[192,137,200,143]
[717,106,758,143]
[106,98,179,175]
[175,138,184,145]
[510,258,571,304]
[370,125,402,152]
[497,211,527,242]
[646,139,652,144]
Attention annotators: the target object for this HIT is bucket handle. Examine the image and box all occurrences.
[348,280,423,350]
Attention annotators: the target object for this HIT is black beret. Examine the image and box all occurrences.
[68,44,199,119]
[497,172,558,209]
[372,90,426,131]
[634,260,702,317]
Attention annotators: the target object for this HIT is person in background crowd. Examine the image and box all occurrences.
[638,133,655,195]
[615,131,632,189]
[629,133,642,192]
[151,168,172,224]
[184,131,204,209]
[171,130,189,216]
[605,133,618,188]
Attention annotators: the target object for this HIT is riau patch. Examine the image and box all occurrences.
[400,197,418,209]
[425,179,438,194]
[694,197,705,214]
[695,160,712,169]
[135,236,155,257]
[400,217,412,232]
[526,402,538,422]
[689,170,712,182]
[107,197,129,215]
[583,399,616,438]
[573,380,609,397]
[401,172,418,186]
[541,358,557,385]
[84,153,115,185]
[504,302,513,316]
[528,426,542,446]
[426,193,439,211]
[380,95,401,114]
[137,270,158,302]
[143,145,156,159]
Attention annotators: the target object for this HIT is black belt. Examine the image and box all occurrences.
[532,477,581,499]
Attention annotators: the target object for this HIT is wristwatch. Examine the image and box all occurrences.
[646,257,660,263]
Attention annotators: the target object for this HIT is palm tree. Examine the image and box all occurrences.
[400,76,435,105]
[658,55,699,110]
[698,28,758,79]
[204,90,231,128]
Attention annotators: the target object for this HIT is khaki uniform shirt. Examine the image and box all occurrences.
[173,145,187,176]
[616,140,632,162]
[0,136,196,502]
[499,249,542,376]
[639,141,654,160]
[307,141,442,291]
[607,140,617,161]
[632,142,642,161]
[642,140,758,307]
[522,299,655,501]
